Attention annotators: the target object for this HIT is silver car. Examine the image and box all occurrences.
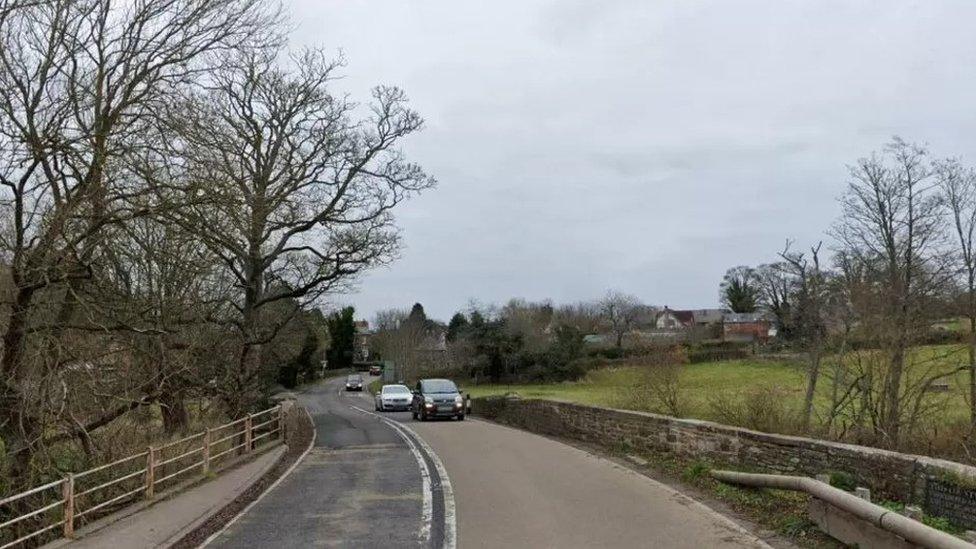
[375,384,412,412]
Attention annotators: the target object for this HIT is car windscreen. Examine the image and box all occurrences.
[347,376,361,382]
[383,386,409,394]
[422,380,457,394]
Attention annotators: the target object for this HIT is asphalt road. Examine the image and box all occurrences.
[206,378,445,548]
[208,377,769,548]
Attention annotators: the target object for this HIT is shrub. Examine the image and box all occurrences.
[682,460,711,481]
[613,359,688,417]
[708,385,799,434]
[828,471,857,491]
[686,347,750,363]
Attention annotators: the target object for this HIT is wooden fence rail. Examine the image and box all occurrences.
[0,405,283,549]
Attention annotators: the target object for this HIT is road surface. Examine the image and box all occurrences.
[208,377,769,548]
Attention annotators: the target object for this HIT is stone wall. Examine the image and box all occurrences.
[473,397,976,529]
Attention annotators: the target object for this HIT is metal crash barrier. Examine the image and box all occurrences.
[710,470,974,549]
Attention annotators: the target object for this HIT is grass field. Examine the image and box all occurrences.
[465,344,973,426]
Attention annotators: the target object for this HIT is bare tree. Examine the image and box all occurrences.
[754,262,795,338]
[0,0,269,475]
[935,157,976,430]
[500,298,553,353]
[778,241,828,431]
[599,290,642,348]
[165,50,434,414]
[553,301,603,334]
[831,137,947,445]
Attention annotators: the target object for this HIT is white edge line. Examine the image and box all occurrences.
[405,421,457,549]
[200,407,317,548]
[350,405,457,549]
[349,406,433,544]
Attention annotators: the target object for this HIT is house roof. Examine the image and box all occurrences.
[657,309,695,325]
[723,312,769,323]
[691,309,728,324]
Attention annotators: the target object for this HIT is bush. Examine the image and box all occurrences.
[682,460,711,481]
[613,360,688,417]
[828,471,857,491]
[686,347,750,363]
[708,385,799,434]
[586,346,626,360]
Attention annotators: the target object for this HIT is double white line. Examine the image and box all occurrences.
[350,405,457,549]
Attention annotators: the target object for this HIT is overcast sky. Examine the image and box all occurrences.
[291,1,976,322]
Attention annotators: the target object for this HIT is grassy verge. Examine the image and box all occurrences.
[367,378,383,394]
[591,439,838,547]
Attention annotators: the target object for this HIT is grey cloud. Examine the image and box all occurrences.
[295,0,976,320]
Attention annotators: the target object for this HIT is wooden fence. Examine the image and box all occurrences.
[0,405,283,548]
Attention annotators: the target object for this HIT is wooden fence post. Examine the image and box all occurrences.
[145,446,155,499]
[278,406,285,442]
[62,474,75,538]
[278,404,285,442]
[202,429,211,475]
[245,415,253,453]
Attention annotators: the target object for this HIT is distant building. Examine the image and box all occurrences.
[690,309,727,326]
[655,308,695,329]
[354,320,372,361]
[722,312,773,342]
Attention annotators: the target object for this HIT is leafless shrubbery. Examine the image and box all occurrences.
[617,347,688,417]
[708,385,800,435]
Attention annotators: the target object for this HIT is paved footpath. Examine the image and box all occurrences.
[54,445,284,548]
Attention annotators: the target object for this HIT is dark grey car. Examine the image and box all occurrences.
[345,374,364,391]
[411,379,465,421]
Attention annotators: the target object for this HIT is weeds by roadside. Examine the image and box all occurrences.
[602,448,839,548]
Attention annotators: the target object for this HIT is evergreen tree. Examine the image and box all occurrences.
[407,302,427,326]
[326,306,356,370]
[446,312,469,342]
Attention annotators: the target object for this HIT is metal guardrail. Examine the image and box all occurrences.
[710,470,974,549]
[0,405,283,548]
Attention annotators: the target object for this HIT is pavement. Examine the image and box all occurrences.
[55,445,285,549]
[60,377,772,548]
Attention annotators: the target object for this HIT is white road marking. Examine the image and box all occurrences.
[350,405,457,549]
[404,419,458,549]
[200,407,317,548]
[350,405,433,544]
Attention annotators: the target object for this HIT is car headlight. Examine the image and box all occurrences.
[454,395,463,404]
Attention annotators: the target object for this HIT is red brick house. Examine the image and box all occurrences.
[722,313,772,342]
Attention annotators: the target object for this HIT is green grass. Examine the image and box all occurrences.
[467,344,974,425]
[932,318,969,333]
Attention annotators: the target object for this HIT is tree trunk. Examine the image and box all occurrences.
[969,313,976,432]
[884,344,905,447]
[801,347,821,432]
[160,390,189,434]
[0,285,34,386]
[0,285,38,484]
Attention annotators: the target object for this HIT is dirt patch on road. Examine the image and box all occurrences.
[170,406,315,549]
